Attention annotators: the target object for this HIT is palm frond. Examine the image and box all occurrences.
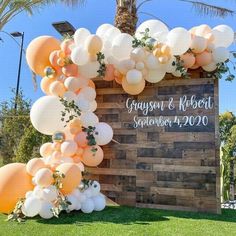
[180,0,234,18]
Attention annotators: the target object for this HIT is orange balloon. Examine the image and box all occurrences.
[40,76,55,95]
[26,36,60,77]
[0,163,33,214]
[56,163,82,194]
[195,51,212,66]
[74,132,88,148]
[49,50,61,70]
[26,158,46,176]
[190,62,200,70]
[35,168,53,188]
[122,77,145,95]
[104,64,115,81]
[180,53,196,68]
[88,80,96,89]
[81,145,104,167]
[62,64,78,77]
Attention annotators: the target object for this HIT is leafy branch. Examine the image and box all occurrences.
[97,52,106,77]
[132,28,154,50]
[82,126,97,146]
[60,98,81,126]
[7,198,25,223]
[173,56,191,79]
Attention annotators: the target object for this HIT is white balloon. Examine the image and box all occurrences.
[30,96,67,135]
[94,122,113,145]
[96,24,114,38]
[90,181,101,196]
[78,192,87,203]
[84,189,93,198]
[172,70,182,77]
[146,69,166,83]
[145,54,159,70]
[25,191,33,199]
[104,27,121,42]
[92,195,106,211]
[63,91,77,102]
[153,31,168,43]
[74,28,91,46]
[77,96,90,112]
[41,185,58,202]
[24,197,42,217]
[112,33,133,60]
[126,69,142,84]
[39,201,54,219]
[64,77,80,92]
[212,25,234,47]
[76,77,90,89]
[202,62,217,72]
[135,62,145,71]
[130,48,146,61]
[75,201,82,211]
[135,19,169,39]
[80,87,96,101]
[80,112,99,127]
[33,186,43,198]
[167,27,191,55]
[212,47,230,63]
[71,46,89,66]
[117,59,135,74]
[81,198,94,213]
[61,157,74,164]
[67,194,78,212]
[78,61,100,79]
[89,100,97,112]
[164,56,176,73]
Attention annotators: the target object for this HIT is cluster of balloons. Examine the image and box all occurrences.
[22,178,105,219]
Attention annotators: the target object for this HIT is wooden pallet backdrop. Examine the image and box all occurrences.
[88,71,221,214]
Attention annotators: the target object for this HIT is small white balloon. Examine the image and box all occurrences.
[126,69,143,84]
[71,46,89,66]
[130,48,146,61]
[33,186,43,198]
[135,62,145,71]
[94,122,113,145]
[164,56,176,73]
[75,201,82,211]
[74,28,91,46]
[90,181,101,196]
[202,62,217,72]
[96,24,114,38]
[80,112,99,128]
[81,198,95,213]
[145,54,159,70]
[41,185,58,202]
[24,197,42,217]
[212,47,229,63]
[78,192,87,203]
[39,201,54,219]
[78,61,100,79]
[67,194,78,212]
[89,100,97,112]
[80,87,96,101]
[117,59,135,74]
[92,195,106,211]
[84,189,93,198]
[63,91,77,102]
[77,97,91,112]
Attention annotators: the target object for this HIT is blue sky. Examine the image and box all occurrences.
[0,0,235,113]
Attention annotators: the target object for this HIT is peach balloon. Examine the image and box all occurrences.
[104,64,115,81]
[195,51,212,66]
[85,35,103,55]
[76,147,84,156]
[40,142,53,158]
[52,142,61,151]
[49,50,62,71]
[74,132,88,148]
[51,151,62,160]
[34,168,53,188]
[61,140,78,156]
[56,163,82,194]
[180,53,196,68]
[190,36,207,54]
[26,36,60,76]
[62,64,78,77]
[0,163,33,214]
[190,62,200,70]
[88,80,96,89]
[122,77,145,95]
[69,118,82,135]
[40,76,55,95]
[61,39,74,55]
[49,81,66,97]
[81,145,104,167]
[26,158,46,176]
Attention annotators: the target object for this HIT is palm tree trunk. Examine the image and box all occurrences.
[115,0,138,35]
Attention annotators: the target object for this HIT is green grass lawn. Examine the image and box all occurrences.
[0,206,235,236]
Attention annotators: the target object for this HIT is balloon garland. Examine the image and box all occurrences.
[0,19,234,221]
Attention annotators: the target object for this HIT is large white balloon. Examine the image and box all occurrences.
[80,112,99,127]
[30,96,67,135]
[212,47,230,63]
[135,19,169,39]
[145,54,159,70]
[94,122,113,145]
[71,46,89,66]
[104,27,121,42]
[77,96,90,112]
[96,24,114,38]
[78,61,100,79]
[92,195,106,211]
[39,201,54,219]
[74,28,91,46]
[112,33,133,60]
[24,197,42,217]
[145,69,166,83]
[167,27,191,55]
[81,198,94,213]
[212,25,234,47]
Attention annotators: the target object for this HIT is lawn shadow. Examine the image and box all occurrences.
[35,206,236,226]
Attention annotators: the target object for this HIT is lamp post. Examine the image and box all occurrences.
[10,31,24,110]
[52,21,75,36]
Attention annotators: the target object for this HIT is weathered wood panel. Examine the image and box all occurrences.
[89,72,220,214]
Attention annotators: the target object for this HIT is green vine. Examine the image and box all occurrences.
[97,52,106,77]
[7,198,26,222]
[60,98,81,126]
[82,126,97,146]
[132,28,154,50]
[173,56,191,79]
[51,193,71,218]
